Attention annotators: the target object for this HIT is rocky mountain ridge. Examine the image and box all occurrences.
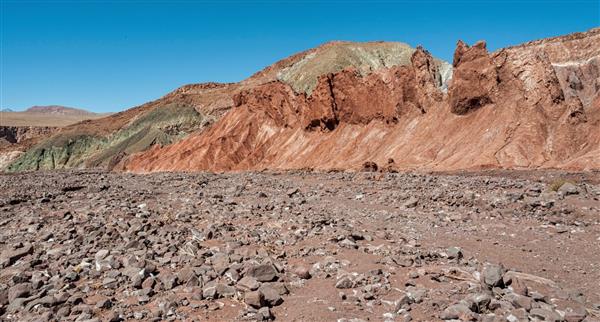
[4,28,600,172]
[125,28,600,172]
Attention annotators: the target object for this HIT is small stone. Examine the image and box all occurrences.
[107,311,122,322]
[470,293,492,312]
[480,313,497,322]
[394,256,414,267]
[56,306,71,318]
[482,263,504,287]
[509,277,528,295]
[258,306,272,320]
[529,308,562,322]
[564,307,587,322]
[293,266,311,279]
[446,247,463,260]
[558,182,579,195]
[404,197,419,208]
[339,238,358,249]
[1,244,33,268]
[245,291,264,308]
[335,276,354,289]
[528,291,547,303]
[177,266,197,284]
[8,283,31,303]
[395,294,413,312]
[142,277,156,289]
[406,287,427,303]
[440,303,473,320]
[247,264,278,282]
[504,293,532,311]
[102,277,118,289]
[216,283,236,298]
[203,285,217,299]
[0,289,8,306]
[95,298,112,309]
[259,284,283,307]
[212,253,231,275]
[237,276,260,291]
[287,188,300,197]
[270,282,288,295]
[95,249,110,260]
[160,274,178,290]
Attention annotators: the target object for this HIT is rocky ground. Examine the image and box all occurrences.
[1,170,600,322]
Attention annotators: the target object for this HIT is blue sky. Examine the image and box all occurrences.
[1,1,598,113]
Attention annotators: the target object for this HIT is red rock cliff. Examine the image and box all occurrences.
[125,28,600,172]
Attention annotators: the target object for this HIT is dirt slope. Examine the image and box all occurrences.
[125,28,600,173]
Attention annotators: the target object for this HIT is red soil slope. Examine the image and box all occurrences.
[125,28,600,172]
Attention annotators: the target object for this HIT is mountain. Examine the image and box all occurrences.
[0,108,14,112]
[5,28,600,172]
[5,41,424,171]
[125,28,600,172]
[24,105,97,115]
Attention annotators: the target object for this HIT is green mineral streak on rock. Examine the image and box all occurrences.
[7,104,206,171]
[7,134,105,171]
[86,104,206,167]
[277,42,416,95]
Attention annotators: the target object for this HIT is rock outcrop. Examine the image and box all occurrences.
[448,41,496,115]
[0,126,59,170]
[0,126,57,146]
[124,28,600,172]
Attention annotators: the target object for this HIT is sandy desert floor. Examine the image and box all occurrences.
[0,112,109,127]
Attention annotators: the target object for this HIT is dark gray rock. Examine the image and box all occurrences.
[244,290,264,308]
[237,276,260,291]
[440,303,473,320]
[482,263,505,287]
[8,283,31,303]
[335,276,354,289]
[529,308,562,322]
[259,284,283,307]
[247,264,277,282]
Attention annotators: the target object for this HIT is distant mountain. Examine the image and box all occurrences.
[0,108,14,112]
[0,105,109,127]
[24,105,97,116]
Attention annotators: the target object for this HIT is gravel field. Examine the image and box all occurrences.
[1,170,600,321]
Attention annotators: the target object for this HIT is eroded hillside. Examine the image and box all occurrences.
[6,41,426,172]
[125,28,600,173]
[5,29,599,173]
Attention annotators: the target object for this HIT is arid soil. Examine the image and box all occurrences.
[1,170,599,321]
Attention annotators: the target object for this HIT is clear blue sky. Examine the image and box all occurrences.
[1,1,598,113]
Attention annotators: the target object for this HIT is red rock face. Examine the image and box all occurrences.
[448,41,497,115]
[125,28,600,172]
